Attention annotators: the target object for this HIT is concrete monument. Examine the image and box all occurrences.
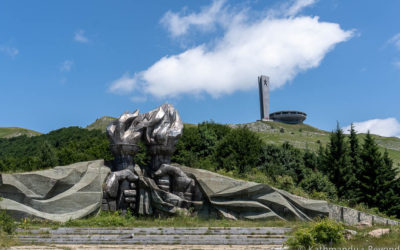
[258,75,270,121]
[0,104,398,225]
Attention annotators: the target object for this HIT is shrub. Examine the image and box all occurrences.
[287,228,315,249]
[286,218,344,249]
[311,218,344,244]
[274,175,296,191]
[299,171,337,200]
[0,210,16,234]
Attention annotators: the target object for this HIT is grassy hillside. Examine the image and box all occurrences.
[85,117,400,168]
[0,127,41,138]
[86,116,116,132]
[230,121,400,169]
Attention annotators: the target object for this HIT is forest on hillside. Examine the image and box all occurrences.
[0,123,399,219]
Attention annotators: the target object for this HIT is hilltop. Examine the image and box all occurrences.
[0,127,41,138]
[4,116,400,168]
[85,116,400,168]
[86,116,116,131]
[230,121,400,168]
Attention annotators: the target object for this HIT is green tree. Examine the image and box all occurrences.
[299,170,338,200]
[37,141,58,169]
[172,126,203,168]
[216,127,263,174]
[345,124,362,202]
[378,150,400,217]
[0,159,6,172]
[303,149,319,171]
[172,122,230,171]
[358,132,385,208]
[259,142,305,183]
[0,127,114,172]
[323,123,354,199]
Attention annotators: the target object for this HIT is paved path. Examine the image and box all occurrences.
[10,244,285,250]
[14,227,291,247]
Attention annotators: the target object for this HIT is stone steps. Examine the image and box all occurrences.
[16,227,291,245]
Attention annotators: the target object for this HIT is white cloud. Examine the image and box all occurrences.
[388,33,400,50]
[0,45,19,57]
[343,118,400,138]
[108,73,137,94]
[74,30,89,43]
[161,0,227,37]
[110,0,353,98]
[285,0,317,16]
[60,60,73,72]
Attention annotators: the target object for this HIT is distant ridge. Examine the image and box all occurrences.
[0,127,42,138]
[86,116,116,132]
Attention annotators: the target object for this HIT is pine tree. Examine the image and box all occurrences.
[358,132,384,208]
[324,123,354,199]
[347,124,362,203]
[380,150,400,217]
[316,144,326,173]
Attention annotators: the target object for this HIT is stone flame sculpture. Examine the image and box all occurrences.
[102,103,201,216]
[106,109,141,171]
[102,103,328,219]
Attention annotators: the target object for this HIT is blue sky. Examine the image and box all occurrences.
[1,0,400,137]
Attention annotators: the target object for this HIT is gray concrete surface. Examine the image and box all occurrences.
[0,160,110,222]
[15,227,291,245]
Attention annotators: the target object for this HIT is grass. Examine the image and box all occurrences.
[6,213,400,248]
[0,231,18,248]
[21,211,299,229]
[249,121,400,169]
[254,122,329,151]
[15,215,400,248]
[0,127,41,138]
[335,225,400,248]
[85,116,116,132]
[284,217,400,248]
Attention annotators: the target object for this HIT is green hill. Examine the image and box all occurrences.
[0,127,41,138]
[230,121,400,169]
[85,117,400,168]
[86,116,116,132]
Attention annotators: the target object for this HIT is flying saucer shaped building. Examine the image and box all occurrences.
[258,75,307,124]
[269,110,307,124]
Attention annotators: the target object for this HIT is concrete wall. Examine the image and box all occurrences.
[328,203,399,226]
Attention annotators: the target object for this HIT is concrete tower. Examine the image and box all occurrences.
[258,75,270,121]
